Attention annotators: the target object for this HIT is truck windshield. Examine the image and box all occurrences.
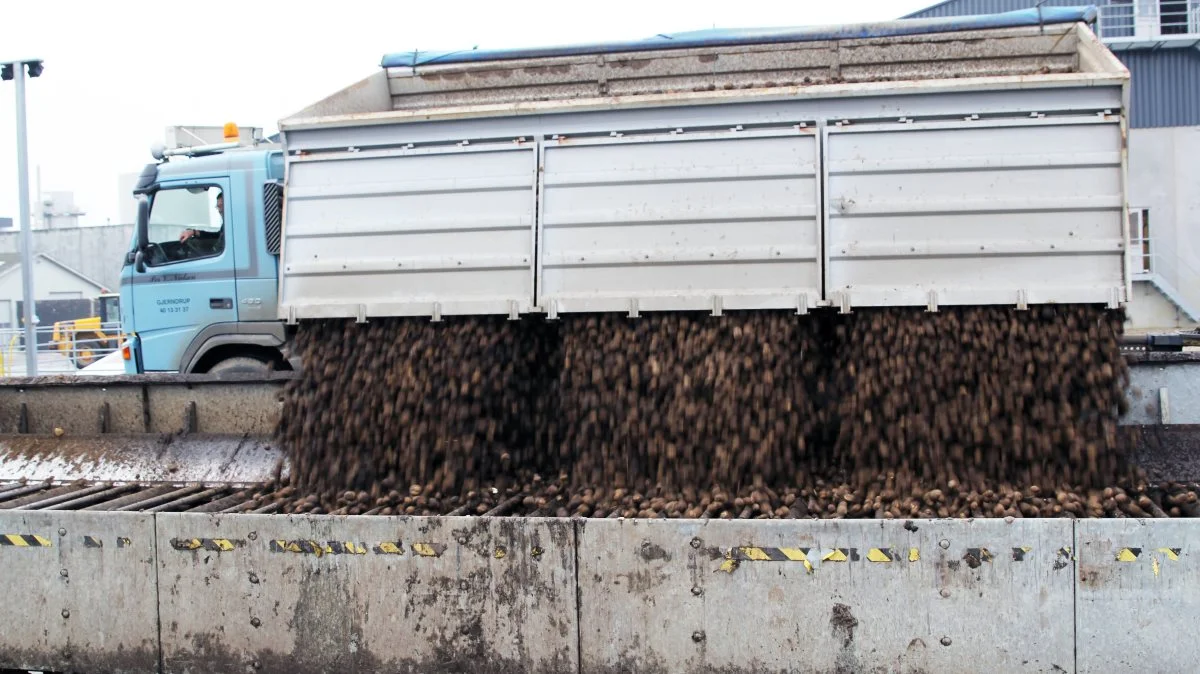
[143,186,226,266]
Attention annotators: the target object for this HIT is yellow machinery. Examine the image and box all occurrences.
[50,293,121,368]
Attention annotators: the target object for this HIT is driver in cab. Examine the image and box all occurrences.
[178,192,224,249]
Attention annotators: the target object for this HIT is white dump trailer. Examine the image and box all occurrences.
[276,6,1131,324]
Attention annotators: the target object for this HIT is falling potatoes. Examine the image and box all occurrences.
[263,304,1197,519]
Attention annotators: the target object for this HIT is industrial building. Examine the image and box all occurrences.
[903,0,1200,332]
[0,223,132,292]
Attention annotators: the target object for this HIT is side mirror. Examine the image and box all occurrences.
[135,249,146,274]
[136,195,150,252]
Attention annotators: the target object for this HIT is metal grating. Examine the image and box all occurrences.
[0,480,259,514]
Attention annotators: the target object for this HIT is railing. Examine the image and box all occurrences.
[0,322,124,376]
[1128,208,1153,275]
[1099,0,1200,41]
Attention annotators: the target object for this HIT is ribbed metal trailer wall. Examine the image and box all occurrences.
[276,19,1132,323]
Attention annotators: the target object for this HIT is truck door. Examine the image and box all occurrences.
[129,178,237,372]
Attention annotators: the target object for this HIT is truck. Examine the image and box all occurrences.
[4,7,1200,673]
[120,5,1137,376]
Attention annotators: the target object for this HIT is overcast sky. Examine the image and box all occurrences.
[0,0,931,226]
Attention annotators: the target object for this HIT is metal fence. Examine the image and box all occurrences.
[1099,0,1200,39]
[0,322,123,376]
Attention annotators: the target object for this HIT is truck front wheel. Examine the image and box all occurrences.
[206,356,272,376]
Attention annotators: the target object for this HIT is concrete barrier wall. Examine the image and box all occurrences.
[154,513,576,674]
[0,511,159,673]
[0,513,1197,673]
[578,518,1077,673]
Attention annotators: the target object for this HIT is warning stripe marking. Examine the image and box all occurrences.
[732,546,810,562]
[117,537,132,548]
[1158,547,1182,561]
[83,536,103,548]
[1116,547,1142,562]
[0,534,52,547]
[170,538,243,552]
[373,541,404,555]
[719,547,811,573]
[270,540,366,556]
[412,543,447,558]
[822,548,859,563]
[867,548,895,563]
[719,547,873,572]
[1116,547,1181,563]
[718,546,922,573]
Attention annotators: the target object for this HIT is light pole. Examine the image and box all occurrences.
[2,58,43,376]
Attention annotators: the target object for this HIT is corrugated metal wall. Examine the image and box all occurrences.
[1117,49,1200,128]
[903,0,1091,18]
[903,0,1200,128]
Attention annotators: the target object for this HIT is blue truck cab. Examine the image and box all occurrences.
[120,132,290,375]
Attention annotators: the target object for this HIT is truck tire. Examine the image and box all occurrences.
[206,356,271,376]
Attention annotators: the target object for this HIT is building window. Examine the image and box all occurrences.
[1100,1,1137,37]
[1159,0,1191,34]
[1128,208,1152,274]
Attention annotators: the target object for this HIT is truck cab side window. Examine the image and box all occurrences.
[143,186,225,267]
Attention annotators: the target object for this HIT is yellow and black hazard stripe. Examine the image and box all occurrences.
[117,537,132,548]
[373,541,404,555]
[718,545,920,573]
[821,548,859,563]
[412,542,447,558]
[731,546,811,562]
[1158,547,1182,561]
[270,540,367,556]
[719,546,813,573]
[869,547,921,562]
[170,537,243,552]
[1116,547,1182,562]
[1116,547,1142,562]
[866,548,901,563]
[1,534,52,547]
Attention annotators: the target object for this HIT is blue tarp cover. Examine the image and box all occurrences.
[381,6,1098,68]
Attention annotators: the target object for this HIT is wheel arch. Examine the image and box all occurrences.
[181,322,289,373]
